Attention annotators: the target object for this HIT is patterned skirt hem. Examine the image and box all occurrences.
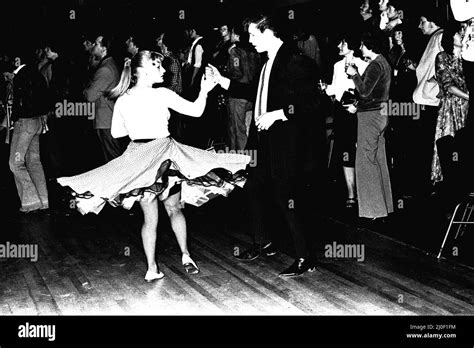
[63,158,248,215]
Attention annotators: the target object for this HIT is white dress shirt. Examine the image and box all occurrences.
[254,41,283,119]
[218,40,286,123]
[13,64,26,75]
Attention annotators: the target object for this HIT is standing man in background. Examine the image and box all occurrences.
[84,34,122,163]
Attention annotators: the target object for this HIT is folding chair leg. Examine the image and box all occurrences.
[327,137,334,169]
[454,202,469,239]
[456,203,473,239]
[437,203,462,259]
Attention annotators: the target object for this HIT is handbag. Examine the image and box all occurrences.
[340,90,358,106]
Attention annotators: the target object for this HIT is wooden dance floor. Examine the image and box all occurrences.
[1,200,473,316]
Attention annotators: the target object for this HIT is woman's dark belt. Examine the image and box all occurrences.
[133,139,156,143]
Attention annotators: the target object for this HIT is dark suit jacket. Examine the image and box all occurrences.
[12,64,50,121]
[229,43,326,181]
[84,56,120,129]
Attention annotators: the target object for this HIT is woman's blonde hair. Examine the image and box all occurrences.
[109,50,164,99]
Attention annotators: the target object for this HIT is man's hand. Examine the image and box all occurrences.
[45,47,59,61]
[385,17,402,31]
[207,64,223,85]
[256,110,283,131]
[3,72,14,82]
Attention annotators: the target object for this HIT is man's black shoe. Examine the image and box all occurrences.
[358,217,387,231]
[279,257,317,277]
[234,245,261,261]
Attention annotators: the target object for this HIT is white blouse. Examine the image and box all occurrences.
[326,57,369,102]
[111,87,206,140]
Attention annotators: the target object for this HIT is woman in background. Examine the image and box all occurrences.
[324,34,368,209]
[431,24,469,183]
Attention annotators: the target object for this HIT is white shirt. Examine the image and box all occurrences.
[450,0,474,21]
[13,64,26,75]
[254,40,284,119]
[326,57,369,102]
[187,36,203,68]
[380,11,389,30]
[111,87,206,140]
[462,22,474,62]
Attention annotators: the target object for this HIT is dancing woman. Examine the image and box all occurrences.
[57,51,250,282]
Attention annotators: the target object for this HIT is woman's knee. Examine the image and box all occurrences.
[164,191,183,217]
[140,200,159,224]
[164,201,183,217]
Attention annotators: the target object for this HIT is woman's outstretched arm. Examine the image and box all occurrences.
[159,73,217,117]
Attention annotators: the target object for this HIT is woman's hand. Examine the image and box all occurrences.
[345,64,358,77]
[344,104,358,114]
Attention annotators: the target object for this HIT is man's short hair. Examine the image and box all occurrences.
[388,0,404,12]
[339,32,361,52]
[161,30,185,53]
[128,32,155,51]
[99,34,114,53]
[421,6,445,27]
[184,21,204,34]
[247,13,286,40]
[229,21,246,38]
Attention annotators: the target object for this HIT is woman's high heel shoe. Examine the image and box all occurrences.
[144,270,165,282]
[182,254,199,274]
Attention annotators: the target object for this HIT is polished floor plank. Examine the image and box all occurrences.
[1,206,473,315]
[202,217,471,315]
[209,230,410,315]
[4,270,38,315]
[192,231,355,315]
[32,259,89,314]
[354,260,473,315]
[323,218,474,302]
[189,241,305,314]
[21,264,61,315]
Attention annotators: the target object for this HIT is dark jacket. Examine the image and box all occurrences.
[12,65,50,121]
[227,42,261,99]
[352,54,392,111]
[84,56,120,129]
[229,43,326,180]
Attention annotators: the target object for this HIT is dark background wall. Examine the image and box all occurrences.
[1,0,450,43]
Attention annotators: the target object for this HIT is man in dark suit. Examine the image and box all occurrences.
[210,13,326,277]
[85,35,122,163]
